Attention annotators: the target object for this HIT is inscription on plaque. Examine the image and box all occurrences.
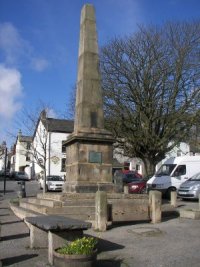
[89,151,102,163]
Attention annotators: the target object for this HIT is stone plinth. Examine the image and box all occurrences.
[63,134,115,193]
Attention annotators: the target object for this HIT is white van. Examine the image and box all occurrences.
[147,155,200,197]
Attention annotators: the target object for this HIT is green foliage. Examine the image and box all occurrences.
[56,236,98,255]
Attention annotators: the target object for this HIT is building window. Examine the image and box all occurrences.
[27,142,31,150]
[61,158,66,172]
[26,153,30,161]
[136,164,140,171]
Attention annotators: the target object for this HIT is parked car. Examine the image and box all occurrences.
[127,179,147,194]
[0,169,10,177]
[178,172,200,200]
[13,171,29,181]
[39,175,64,191]
[113,170,142,185]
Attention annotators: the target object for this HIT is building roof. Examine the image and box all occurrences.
[43,118,74,133]
[18,135,32,142]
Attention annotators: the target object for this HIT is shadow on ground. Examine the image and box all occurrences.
[1,233,29,241]
[96,258,123,267]
[86,234,124,252]
[1,220,22,225]
[2,254,38,266]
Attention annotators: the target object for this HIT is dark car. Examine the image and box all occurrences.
[127,179,147,194]
[113,170,142,185]
[13,171,29,181]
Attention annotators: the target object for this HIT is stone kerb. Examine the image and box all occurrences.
[179,193,200,220]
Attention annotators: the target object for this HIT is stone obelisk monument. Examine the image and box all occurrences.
[63,4,115,193]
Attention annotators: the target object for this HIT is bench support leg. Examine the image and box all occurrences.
[27,222,48,248]
[48,230,83,265]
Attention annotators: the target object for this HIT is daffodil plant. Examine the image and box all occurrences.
[56,236,98,255]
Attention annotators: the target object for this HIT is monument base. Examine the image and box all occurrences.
[63,182,120,193]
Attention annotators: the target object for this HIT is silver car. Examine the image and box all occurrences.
[39,175,64,191]
[178,172,200,199]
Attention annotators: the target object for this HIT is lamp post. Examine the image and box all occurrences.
[2,141,7,195]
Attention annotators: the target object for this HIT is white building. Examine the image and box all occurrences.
[32,110,73,178]
[15,131,32,171]
[14,130,33,178]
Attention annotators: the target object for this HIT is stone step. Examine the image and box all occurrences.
[10,203,42,220]
[37,192,96,201]
[20,202,47,214]
[49,212,95,222]
[45,206,95,216]
[63,199,95,207]
[21,197,62,208]
[10,202,95,223]
[37,192,64,201]
[19,201,95,219]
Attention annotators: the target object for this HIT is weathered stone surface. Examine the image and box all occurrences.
[149,190,162,223]
[95,191,108,231]
[21,197,62,207]
[180,209,200,219]
[25,215,92,230]
[74,4,104,133]
[170,191,177,208]
[111,198,150,222]
[26,222,48,248]
[63,4,115,193]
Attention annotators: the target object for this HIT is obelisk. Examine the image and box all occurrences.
[63,4,115,193]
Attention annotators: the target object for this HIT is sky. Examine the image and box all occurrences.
[0,0,200,148]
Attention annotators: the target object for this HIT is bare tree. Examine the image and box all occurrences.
[14,102,57,193]
[100,21,200,175]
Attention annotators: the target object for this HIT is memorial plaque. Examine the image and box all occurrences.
[89,151,102,163]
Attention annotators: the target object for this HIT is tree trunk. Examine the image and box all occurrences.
[143,158,155,177]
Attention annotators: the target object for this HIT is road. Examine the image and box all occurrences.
[0,178,40,199]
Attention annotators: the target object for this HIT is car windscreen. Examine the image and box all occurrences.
[122,174,141,182]
[47,176,63,181]
[155,164,176,176]
[18,172,26,175]
[189,172,200,181]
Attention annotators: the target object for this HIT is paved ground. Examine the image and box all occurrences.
[0,179,200,266]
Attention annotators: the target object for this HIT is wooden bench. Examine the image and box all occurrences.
[25,215,92,265]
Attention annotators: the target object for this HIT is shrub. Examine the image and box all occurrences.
[56,236,98,255]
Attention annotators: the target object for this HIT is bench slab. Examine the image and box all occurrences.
[25,215,92,231]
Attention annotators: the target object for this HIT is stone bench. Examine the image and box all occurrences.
[25,215,92,265]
